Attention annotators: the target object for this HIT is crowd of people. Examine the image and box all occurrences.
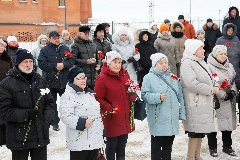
[0,6,240,160]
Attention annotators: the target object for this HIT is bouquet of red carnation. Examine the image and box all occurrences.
[55,51,72,79]
[221,79,235,111]
[95,51,104,78]
[125,79,140,131]
[76,105,120,141]
[135,48,139,54]
[226,42,232,47]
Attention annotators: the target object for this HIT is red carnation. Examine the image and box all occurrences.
[97,51,104,59]
[212,73,217,77]
[113,105,120,114]
[226,42,232,47]
[221,81,227,89]
[171,75,179,80]
[64,51,72,58]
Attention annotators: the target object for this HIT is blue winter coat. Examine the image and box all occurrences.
[141,67,186,136]
[38,42,75,89]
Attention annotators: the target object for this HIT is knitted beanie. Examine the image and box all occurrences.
[106,51,122,65]
[67,67,84,83]
[196,29,205,36]
[118,28,128,36]
[184,39,204,55]
[15,49,34,66]
[159,23,169,33]
[211,45,227,57]
[7,36,17,43]
[62,30,70,37]
[178,15,184,20]
[150,53,168,67]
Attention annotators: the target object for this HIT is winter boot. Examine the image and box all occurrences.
[195,138,203,160]
[186,138,199,160]
[116,157,125,160]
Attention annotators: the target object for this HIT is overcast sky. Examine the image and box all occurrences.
[92,0,240,22]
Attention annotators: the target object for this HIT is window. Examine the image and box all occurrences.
[59,0,65,6]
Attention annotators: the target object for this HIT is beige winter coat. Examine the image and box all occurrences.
[207,54,237,131]
[180,50,217,133]
[154,33,180,75]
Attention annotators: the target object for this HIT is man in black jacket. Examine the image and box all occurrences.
[102,23,114,44]
[71,26,99,90]
[223,6,240,40]
[38,31,75,131]
[0,49,54,160]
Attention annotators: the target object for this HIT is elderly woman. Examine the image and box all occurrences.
[60,67,104,160]
[207,45,237,157]
[112,28,140,81]
[181,39,219,160]
[133,29,142,46]
[94,51,136,160]
[154,23,180,76]
[141,53,185,160]
[60,30,74,49]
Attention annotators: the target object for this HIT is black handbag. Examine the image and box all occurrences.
[134,96,147,121]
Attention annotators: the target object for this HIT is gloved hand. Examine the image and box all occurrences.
[122,60,127,64]
[214,94,220,109]
[224,91,235,101]
[28,109,40,120]
[127,57,134,63]
[176,63,180,68]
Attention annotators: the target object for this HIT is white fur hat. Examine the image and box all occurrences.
[211,45,227,57]
[62,30,70,37]
[150,53,168,67]
[106,51,122,65]
[118,28,128,36]
[184,39,204,55]
[7,36,17,43]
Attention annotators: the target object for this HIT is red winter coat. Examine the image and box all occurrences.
[183,20,196,39]
[94,63,136,137]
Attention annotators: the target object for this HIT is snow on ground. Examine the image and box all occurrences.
[1,95,240,160]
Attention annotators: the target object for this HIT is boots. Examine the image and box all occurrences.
[195,138,203,160]
[187,138,199,160]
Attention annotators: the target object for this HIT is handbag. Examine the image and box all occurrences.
[97,147,106,160]
[134,95,147,121]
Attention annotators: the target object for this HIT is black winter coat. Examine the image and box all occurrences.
[38,42,75,89]
[8,45,19,64]
[135,31,157,87]
[93,37,111,56]
[222,7,240,40]
[71,36,98,86]
[195,37,212,62]
[203,23,222,48]
[0,68,54,150]
[216,23,240,89]
[106,33,114,44]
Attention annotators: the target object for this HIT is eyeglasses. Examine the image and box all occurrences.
[75,77,87,81]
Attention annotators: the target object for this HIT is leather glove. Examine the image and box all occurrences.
[176,63,180,68]
[28,109,40,120]
[214,94,220,109]
[127,57,134,63]
[122,60,127,64]
[224,91,235,101]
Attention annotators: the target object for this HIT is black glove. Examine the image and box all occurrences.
[176,63,180,68]
[127,57,134,63]
[28,109,40,120]
[224,91,235,101]
[214,94,220,109]
[122,60,127,64]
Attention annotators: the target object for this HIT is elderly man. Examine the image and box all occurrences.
[38,31,75,131]
[71,26,99,90]
[0,49,54,160]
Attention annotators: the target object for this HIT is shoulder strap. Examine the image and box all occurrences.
[195,61,213,81]
[155,74,178,97]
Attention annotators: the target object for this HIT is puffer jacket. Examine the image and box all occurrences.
[207,54,237,131]
[112,33,140,81]
[141,67,185,136]
[60,83,104,151]
[38,42,75,89]
[154,33,180,76]
[203,23,222,48]
[182,20,196,39]
[94,63,136,137]
[215,23,240,89]
[92,37,111,56]
[8,44,20,64]
[71,36,98,86]
[0,67,54,150]
[32,34,49,75]
[180,48,218,133]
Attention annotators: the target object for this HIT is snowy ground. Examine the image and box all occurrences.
[1,95,240,160]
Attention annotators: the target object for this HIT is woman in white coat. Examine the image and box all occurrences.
[207,45,237,157]
[180,39,220,160]
[60,67,104,160]
[112,28,140,81]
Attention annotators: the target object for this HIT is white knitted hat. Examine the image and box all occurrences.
[7,36,17,43]
[150,53,168,67]
[211,45,227,57]
[118,28,128,36]
[106,51,122,65]
[184,39,204,55]
[62,30,70,37]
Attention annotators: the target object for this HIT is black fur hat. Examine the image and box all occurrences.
[94,24,106,38]
[79,26,90,33]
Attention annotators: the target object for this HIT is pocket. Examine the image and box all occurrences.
[42,121,50,139]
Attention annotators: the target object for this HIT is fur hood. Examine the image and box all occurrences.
[203,23,219,31]
[170,22,185,32]
[112,32,133,47]
[222,23,237,38]
[37,34,49,48]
